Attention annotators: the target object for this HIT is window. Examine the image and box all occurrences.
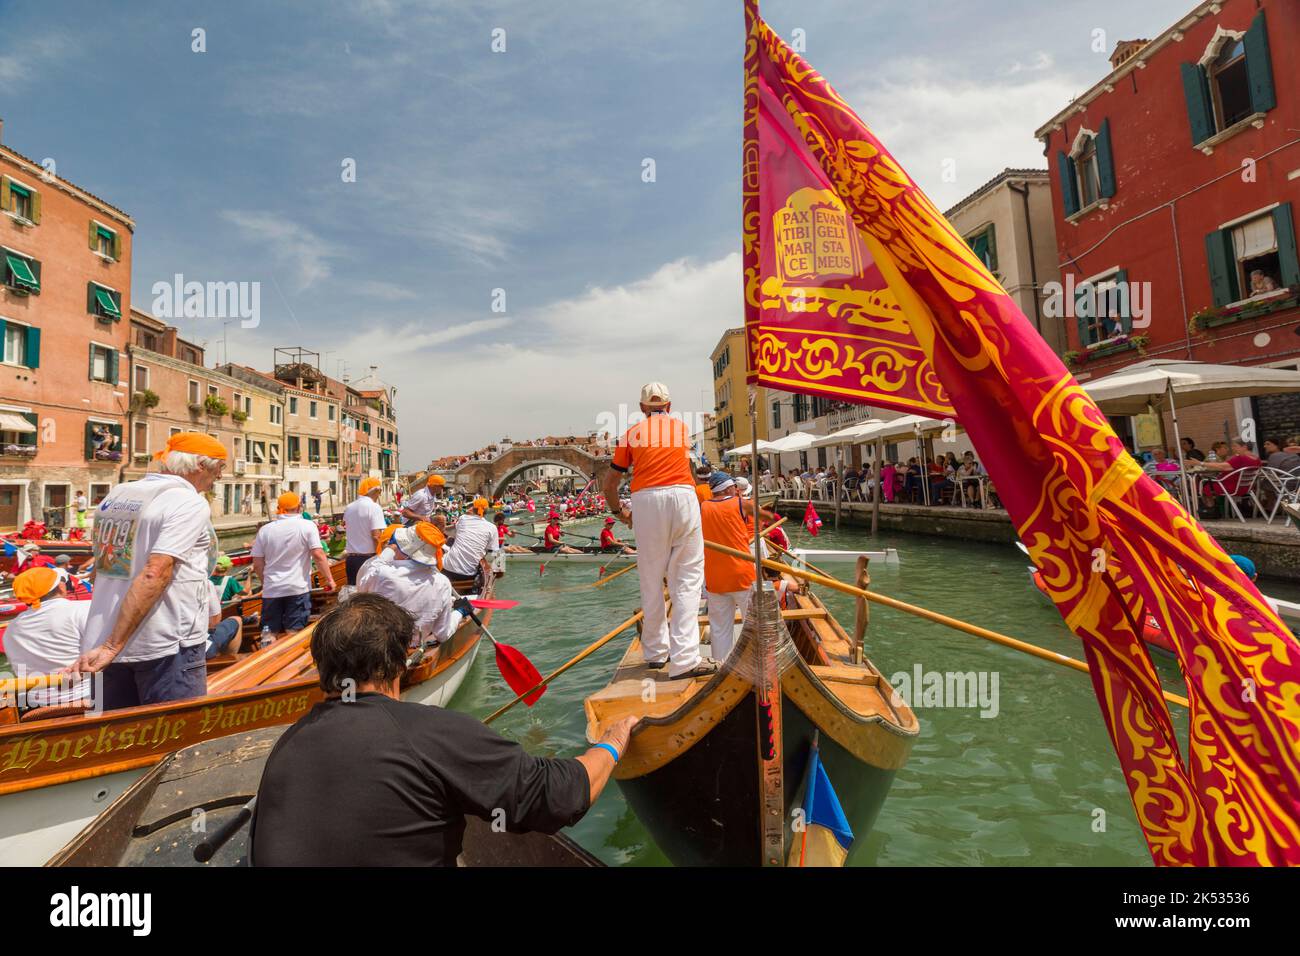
[289,396,298,415]
[90,483,110,505]
[87,282,122,320]
[169,427,182,437]
[252,441,266,464]
[3,178,39,223]
[233,392,242,411]
[233,437,242,458]
[1073,269,1131,347]
[793,394,810,422]
[0,407,37,452]
[308,438,321,463]
[135,329,159,351]
[208,384,218,398]
[244,396,252,416]
[133,422,148,456]
[1180,12,1276,146]
[288,436,300,462]
[3,249,40,294]
[1,321,38,368]
[309,400,318,419]
[135,365,149,391]
[1205,204,1299,306]
[966,225,998,274]
[270,442,281,465]
[90,222,120,260]
[327,440,338,464]
[88,344,118,383]
[328,404,335,422]
[1058,122,1115,217]
[270,403,282,425]
[84,421,122,461]
[188,380,200,405]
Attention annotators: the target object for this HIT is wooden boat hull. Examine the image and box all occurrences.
[47,725,603,867]
[0,568,493,866]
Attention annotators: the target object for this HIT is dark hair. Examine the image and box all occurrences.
[494,512,505,524]
[310,594,412,694]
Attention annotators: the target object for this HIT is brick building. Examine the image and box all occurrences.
[273,348,342,512]
[0,124,133,530]
[1035,0,1298,448]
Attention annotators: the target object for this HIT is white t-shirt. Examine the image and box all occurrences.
[442,513,499,576]
[84,473,217,662]
[207,581,223,621]
[4,599,92,706]
[355,550,462,645]
[404,487,435,519]
[343,495,387,555]
[251,515,324,598]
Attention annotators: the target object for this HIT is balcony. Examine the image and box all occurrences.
[826,405,876,429]
[0,443,37,460]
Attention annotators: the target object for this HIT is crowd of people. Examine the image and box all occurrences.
[427,432,608,471]
[771,450,1001,509]
[1130,434,1300,520]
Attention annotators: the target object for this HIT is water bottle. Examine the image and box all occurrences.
[260,625,273,648]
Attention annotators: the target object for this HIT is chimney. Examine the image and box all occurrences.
[1109,39,1150,71]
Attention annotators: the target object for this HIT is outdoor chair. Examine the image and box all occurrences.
[1255,467,1300,524]
[1201,466,1263,522]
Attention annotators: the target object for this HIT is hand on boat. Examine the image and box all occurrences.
[67,642,118,676]
[599,715,639,756]
[618,507,633,528]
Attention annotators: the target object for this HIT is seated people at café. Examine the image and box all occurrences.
[250,594,637,866]
[1198,437,1262,506]
[4,567,92,707]
[356,523,463,647]
[1206,440,1230,463]
[955,452,985,505]
[1262,438,1300,475]
[1180,436,1206,462]
[206,580,243,659]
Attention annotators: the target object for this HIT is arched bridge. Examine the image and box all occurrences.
[417,445,613,500]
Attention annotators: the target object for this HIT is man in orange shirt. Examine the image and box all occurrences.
[700,471,776,661]
[602,382,714,678]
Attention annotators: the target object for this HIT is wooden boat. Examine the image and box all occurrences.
[0,566,492,866]
[47,724,602,867]
[584,570,918,866]
[789,547,900,568]
[503,546,636,565]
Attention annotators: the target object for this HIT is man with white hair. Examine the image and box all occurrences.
[72,432,227,709]
[602,382,714,679]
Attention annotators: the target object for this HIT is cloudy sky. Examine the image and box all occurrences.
[3,0,1194,467]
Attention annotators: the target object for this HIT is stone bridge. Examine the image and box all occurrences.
[415,445,613,499]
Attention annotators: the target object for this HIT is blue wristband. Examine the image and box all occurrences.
[593,742,620,763]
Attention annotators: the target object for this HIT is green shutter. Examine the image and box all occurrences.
[87,282,96,314]
[24,325,39,369]
[1114,269,1132,334]
[88,222,98,251]
[1244,10,1275,113]
[94,288,121,318]
[29,258,39,291]
[1180,62,1214,146]
[1096,119,1116,198]
[5,254,38,292]
[107,349,119,385]
[1074,280,1091,346]
[1274,203,1299,288]
[1057,151,1079,216]
[84,422,94,461]
[111,231,121,260]
[1205,229,1237,306]
[22,412,37,445]
[0,178,8,212]
[28,190,39,225]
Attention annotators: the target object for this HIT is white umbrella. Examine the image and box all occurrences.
[1083,359,1300,504]
[810,420,885,448]
[765,431,818,452]
[724,440,781,457]
[855,414,955,442]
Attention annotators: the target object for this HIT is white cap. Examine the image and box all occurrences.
[735,476,752,496]
[392,527,442,568]
[640,382,671,407]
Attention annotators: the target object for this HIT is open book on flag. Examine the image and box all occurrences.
[743,0,1300,865]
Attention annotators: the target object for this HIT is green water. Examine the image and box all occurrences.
[454,527,1300,867]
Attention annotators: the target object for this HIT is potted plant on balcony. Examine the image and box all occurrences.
[131,388,161,412]
[204,394,229,417]
[231,408,248,424]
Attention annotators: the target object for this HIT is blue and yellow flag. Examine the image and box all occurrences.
[788,744,853,867]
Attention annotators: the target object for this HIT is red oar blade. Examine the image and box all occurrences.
[494,642,546,706]
[470,598,519,610]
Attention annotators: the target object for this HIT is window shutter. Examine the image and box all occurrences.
[0,177,8,212]
[1205,229,1237,306]
[22,412,37,440]
[1114,269,1132,334]
[112,231,122,260]
[1074,280,1091,346]
[1096,119,1117,198]
[88,344,96,381]
[84,422,94,461]
[88,221,98,251]
[1056,151,1079,217]
[1273,202,1299,288]
[87,282,96,314]
[1244,10,1276,113]
[29,258,39,291]
[28,190,39,224]
[1180,62,1214,145]
[24,325,40,369]
[108,349,119,385]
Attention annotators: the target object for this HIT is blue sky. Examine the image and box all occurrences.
[1,0,1195,466]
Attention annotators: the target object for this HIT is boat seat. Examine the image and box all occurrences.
[584,637,715,727]
[19,702,95,722]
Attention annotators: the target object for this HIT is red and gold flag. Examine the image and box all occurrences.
[742,0,1300,865]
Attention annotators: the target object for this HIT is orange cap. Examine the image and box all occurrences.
[427,475,446,487]
[277,492,301,513]
[358,477,381,496]
[13,567,60,609]
[471,497,489,514]
[153,432,228,461]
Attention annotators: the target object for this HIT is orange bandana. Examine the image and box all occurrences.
[277,492,301,513]
[13,567,59,609]
[153,432,229,461]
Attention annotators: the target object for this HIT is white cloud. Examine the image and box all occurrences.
[221,211,338,291]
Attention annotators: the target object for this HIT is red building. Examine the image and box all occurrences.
[1035,0,1300,446]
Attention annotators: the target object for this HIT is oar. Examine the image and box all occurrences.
[193,797,256,863]
[485,607,646,724]
[561,530,602,543]
[703,540,1191,709]
[592,562,637,588]
[456,599,547,706]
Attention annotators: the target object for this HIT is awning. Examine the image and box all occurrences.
[6,254,38,292]
[809,419,886,448]
[0,411,35,433]
[1083,359,1300,416]
[94,288,121,317]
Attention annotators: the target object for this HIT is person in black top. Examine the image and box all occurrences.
[251,594,637,866]
[1180,437,1207,463]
